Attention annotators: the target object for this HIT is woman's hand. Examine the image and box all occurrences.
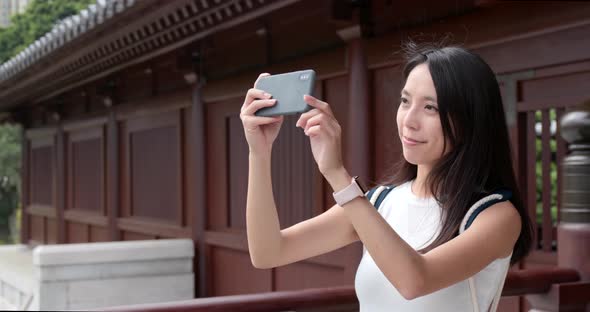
[296,95,345,177]
[240,73,284,155]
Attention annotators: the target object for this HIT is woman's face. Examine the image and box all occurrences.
[396,63,447,168]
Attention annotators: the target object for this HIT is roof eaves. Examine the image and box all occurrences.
[0,0,136,84]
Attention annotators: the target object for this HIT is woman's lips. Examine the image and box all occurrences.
[402,136,426,146]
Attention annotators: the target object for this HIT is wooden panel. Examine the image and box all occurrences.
[210,247,272,296]
[520,71,590,104]
[89,226,110,242]
[227,115,249,229]
[476,22,590,75]
[121,109,183,225]
[27,204,56,218]
[118,217,190,238]
[496,296,520,312]
[30,215,44,244]
[64,209,108,227]
[30,146,54,206]
[207,98,237,230]
[69,137,104,212]
[46,217,58,244]
[130,125,180,222]
[67,221,89,243]
[274,261,349,291]
[122,230,155,241]
[322,76,349,209]
[372,65,404,185]
[271,113,315,229]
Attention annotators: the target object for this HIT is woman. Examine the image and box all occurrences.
[240,44,533,311]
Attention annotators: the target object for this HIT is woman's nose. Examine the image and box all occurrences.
[403,105,420,131]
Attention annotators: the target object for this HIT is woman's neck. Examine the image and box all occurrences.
[412,165,432,198]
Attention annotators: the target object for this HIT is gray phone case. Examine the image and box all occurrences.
[254,69,316,117]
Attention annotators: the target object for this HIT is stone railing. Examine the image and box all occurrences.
[0,239,194,311]
[0,245,34,310]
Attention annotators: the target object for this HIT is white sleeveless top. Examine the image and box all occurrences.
[355,181,512,312]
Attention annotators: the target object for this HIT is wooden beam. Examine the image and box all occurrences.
[106,109,120,241]
[55,124,66,243]
[339,24,371,184]
[191,82,208,297]
[20,127,30,244]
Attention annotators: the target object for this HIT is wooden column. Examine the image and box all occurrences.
[20,127,30,244]
[338,24,371,182]
[496,71,534,173]
[107,109,120,241]
[55,123,66,243]
[190,81,208,297]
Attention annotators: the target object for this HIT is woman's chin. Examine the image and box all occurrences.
[402,153,420,165]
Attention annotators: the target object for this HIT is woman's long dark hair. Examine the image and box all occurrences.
[383,43,533,264]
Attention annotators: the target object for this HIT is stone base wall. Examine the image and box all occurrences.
[0,239,194,311]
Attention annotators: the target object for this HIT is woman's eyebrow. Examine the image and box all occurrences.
[401,89,438,103]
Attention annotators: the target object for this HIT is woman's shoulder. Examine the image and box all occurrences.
[461,188,514,232]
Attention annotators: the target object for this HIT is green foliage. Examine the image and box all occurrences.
[0,0,95,63]
[0,124,21,243]
[1,0,95,243]
[535,109,558,225]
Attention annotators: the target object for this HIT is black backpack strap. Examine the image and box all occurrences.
[365,185,396,210]
[460,188,513,233]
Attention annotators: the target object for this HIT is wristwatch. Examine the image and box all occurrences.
[333,176,366,206]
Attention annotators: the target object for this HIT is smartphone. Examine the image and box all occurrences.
[254,69,316,117]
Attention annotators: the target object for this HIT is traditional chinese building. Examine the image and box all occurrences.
[0,0,588,311]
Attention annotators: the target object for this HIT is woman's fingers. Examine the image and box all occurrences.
[302,113,338,137]
[305,125,323,137]
[241,115,283,132]
[241,73,272,110]
[243,88,272,110]
[296,108,321,128]
[303,95,335,118]
[242,99,277,116]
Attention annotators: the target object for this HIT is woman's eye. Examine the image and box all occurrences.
[425,104,439,112]
[400,97,409,105]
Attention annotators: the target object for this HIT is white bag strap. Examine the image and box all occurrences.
[368,186,388,206]
[488,256,511,312]
[468,277,480,312]
[468,260,511,312]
